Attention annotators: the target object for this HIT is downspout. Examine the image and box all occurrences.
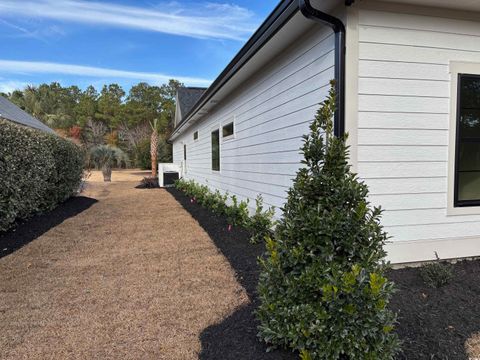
[299,0,349,137]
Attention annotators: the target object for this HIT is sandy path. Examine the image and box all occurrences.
[0,170,248,359]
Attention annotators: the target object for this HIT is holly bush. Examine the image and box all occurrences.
[256,82,399,359]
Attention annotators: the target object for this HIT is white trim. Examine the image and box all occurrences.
[385,235,480,264]
[447,61,480,215]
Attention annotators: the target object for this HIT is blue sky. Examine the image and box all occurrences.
[0,0,278,93]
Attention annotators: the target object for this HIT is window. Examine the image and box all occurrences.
[222,122,234,139]
[455,74,480,206]
[183,144,187,161]
[193,131,198,140]
[211,129,220,171]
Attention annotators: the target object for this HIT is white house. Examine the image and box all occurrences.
[170,0,480,264]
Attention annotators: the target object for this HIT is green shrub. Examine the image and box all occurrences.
[250,195,275,244]
[256,83,399,359]
[420,252,453,288]
[175,179,275,239]
[225,195,250,227]
[0,119,85,232]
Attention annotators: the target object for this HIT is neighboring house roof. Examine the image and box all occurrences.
[177,87,207,120]
[0,96,54,134]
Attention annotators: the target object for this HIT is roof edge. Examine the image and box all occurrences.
[170,0,298,140]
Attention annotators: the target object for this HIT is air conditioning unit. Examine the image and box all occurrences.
[158,163,181,187]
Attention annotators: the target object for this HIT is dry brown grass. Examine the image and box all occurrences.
[466,333,480,359]
[87,169,151,183]
[0,170,248,359]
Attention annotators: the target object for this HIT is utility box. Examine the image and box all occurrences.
[158,163,181,187]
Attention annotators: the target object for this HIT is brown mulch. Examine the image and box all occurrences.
[0,171,248,360]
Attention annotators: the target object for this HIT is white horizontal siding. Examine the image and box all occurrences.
[173,25,334,213]
[357,9,480,245]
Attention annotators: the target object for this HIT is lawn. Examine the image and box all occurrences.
[0,170,249,359]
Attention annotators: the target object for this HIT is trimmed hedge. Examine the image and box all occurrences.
[175,178,275,243]
[0,119,85,232]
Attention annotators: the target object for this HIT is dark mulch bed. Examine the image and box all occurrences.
[168,187,296,360]
[0,196,97,259]
[169,187,480,360]
[388,260,480,360]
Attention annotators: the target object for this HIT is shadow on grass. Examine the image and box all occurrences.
[167,188,296,360]
[0,196,97,259]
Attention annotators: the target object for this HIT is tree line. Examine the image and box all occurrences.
[1,80,183,169]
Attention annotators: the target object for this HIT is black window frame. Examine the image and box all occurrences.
[454,73,480,207]
[222,122,234,139]
[193,131,198,141]
[183,144,187,161]
[211,129,220,171]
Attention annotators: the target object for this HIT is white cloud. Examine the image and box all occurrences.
[0,60,212,87]
[0,19,65,42]
[0,0,258,41]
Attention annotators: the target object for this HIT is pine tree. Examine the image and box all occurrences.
[257,82,399,359]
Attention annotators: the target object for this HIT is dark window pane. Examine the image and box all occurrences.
[458,142,480,172]
[222,122,234,137]
[212,129,220,171]
[459,110,480,139]
[460,76,480,109]
[184,144,186,161]
[193,131,198,140]
[456,74,480,205]
[458,172,480,201]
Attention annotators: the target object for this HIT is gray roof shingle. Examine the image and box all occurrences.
[0,96,54,133]
[177,87,207,121]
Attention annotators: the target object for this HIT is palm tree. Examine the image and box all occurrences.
[89,145,129,181]
[150,118,159,177]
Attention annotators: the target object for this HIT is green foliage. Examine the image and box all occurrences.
[135,137,172,169]
[0,119,85,232]
[175,179,275,239]
[96,84,125,127]
[224,195,250,227]
[6,80,183,159]
[136,138,152,170]
[89,145,129,170]
[250,195,276,244]
[256,82,399,359]
[420,252,454,288]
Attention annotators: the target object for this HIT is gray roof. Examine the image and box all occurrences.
[177,87,207,119]
[0,96,54,133]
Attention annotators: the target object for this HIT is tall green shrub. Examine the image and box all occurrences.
[257,83,399,359]
[0,119,85,232]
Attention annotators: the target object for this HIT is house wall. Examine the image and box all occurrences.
[173,24,335,211]
[354,6,480,263]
